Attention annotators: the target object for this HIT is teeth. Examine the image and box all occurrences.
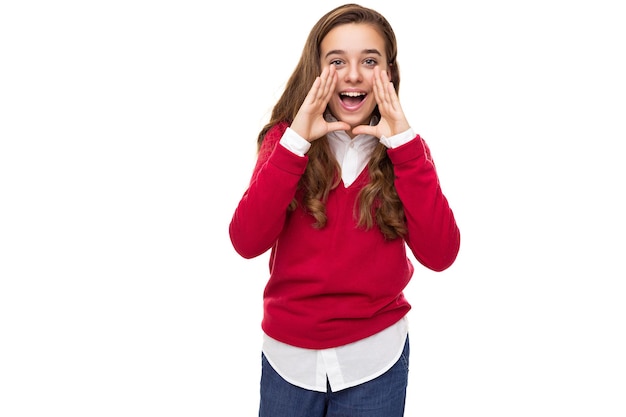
[340,92,365,97]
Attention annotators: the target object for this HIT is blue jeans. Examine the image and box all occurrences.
[259,336,410,417]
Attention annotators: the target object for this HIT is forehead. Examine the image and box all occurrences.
[320,23,386,56]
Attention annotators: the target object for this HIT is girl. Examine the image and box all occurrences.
[229,4,460,416]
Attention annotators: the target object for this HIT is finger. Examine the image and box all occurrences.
[376,69,401,117]
[306,68,328,111]
[381,70,401,111]
[373,67,387,104]
[320,66,336,104]
[304,76,322,106]
[351,124,375,137]
[374,68,393,118]
[327,121,351,133]
[312,68,327,104]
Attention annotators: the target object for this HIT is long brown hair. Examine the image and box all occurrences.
[257,3,406,239]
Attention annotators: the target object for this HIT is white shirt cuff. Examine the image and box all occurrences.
[279,127,311,156]
[379,128,415,149]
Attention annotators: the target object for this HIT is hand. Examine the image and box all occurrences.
[352,66,410,138]
[290,66,351,142]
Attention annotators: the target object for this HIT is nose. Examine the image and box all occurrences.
[344,63,362,83]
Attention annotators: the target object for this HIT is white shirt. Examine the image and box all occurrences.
[265,121,415,393]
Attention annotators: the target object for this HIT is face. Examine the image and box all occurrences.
[320,23,388,132]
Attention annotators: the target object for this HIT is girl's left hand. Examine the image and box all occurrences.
[352,66,410,138]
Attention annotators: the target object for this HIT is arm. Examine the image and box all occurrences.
[389,136,460,271]
[229,122,308,258]
[356,67,459,270]
[230,67,350,258]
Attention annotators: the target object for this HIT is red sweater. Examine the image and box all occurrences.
[229,121,460,349]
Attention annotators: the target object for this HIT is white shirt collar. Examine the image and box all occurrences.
[324,113,379,187]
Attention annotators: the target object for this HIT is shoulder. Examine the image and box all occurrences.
[257,121,292,165]
[263,121,290,143]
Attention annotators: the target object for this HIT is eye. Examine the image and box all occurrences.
[330,59,344,67]
[363,58,378,66]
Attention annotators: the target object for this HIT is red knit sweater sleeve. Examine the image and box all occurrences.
[229,122,308,258]
[389,135,460,271]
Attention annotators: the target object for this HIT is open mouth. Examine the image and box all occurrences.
[339,91,367,107]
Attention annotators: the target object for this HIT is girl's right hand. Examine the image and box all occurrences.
[290,66,350,142]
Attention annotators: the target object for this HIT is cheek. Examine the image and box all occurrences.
[365,99,378,115]
[327,99,340,114]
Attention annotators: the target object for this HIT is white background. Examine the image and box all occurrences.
[1,1,625,416]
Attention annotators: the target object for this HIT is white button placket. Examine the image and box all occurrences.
[343,141,358,186]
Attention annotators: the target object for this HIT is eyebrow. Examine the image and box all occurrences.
[324,48,383,58]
